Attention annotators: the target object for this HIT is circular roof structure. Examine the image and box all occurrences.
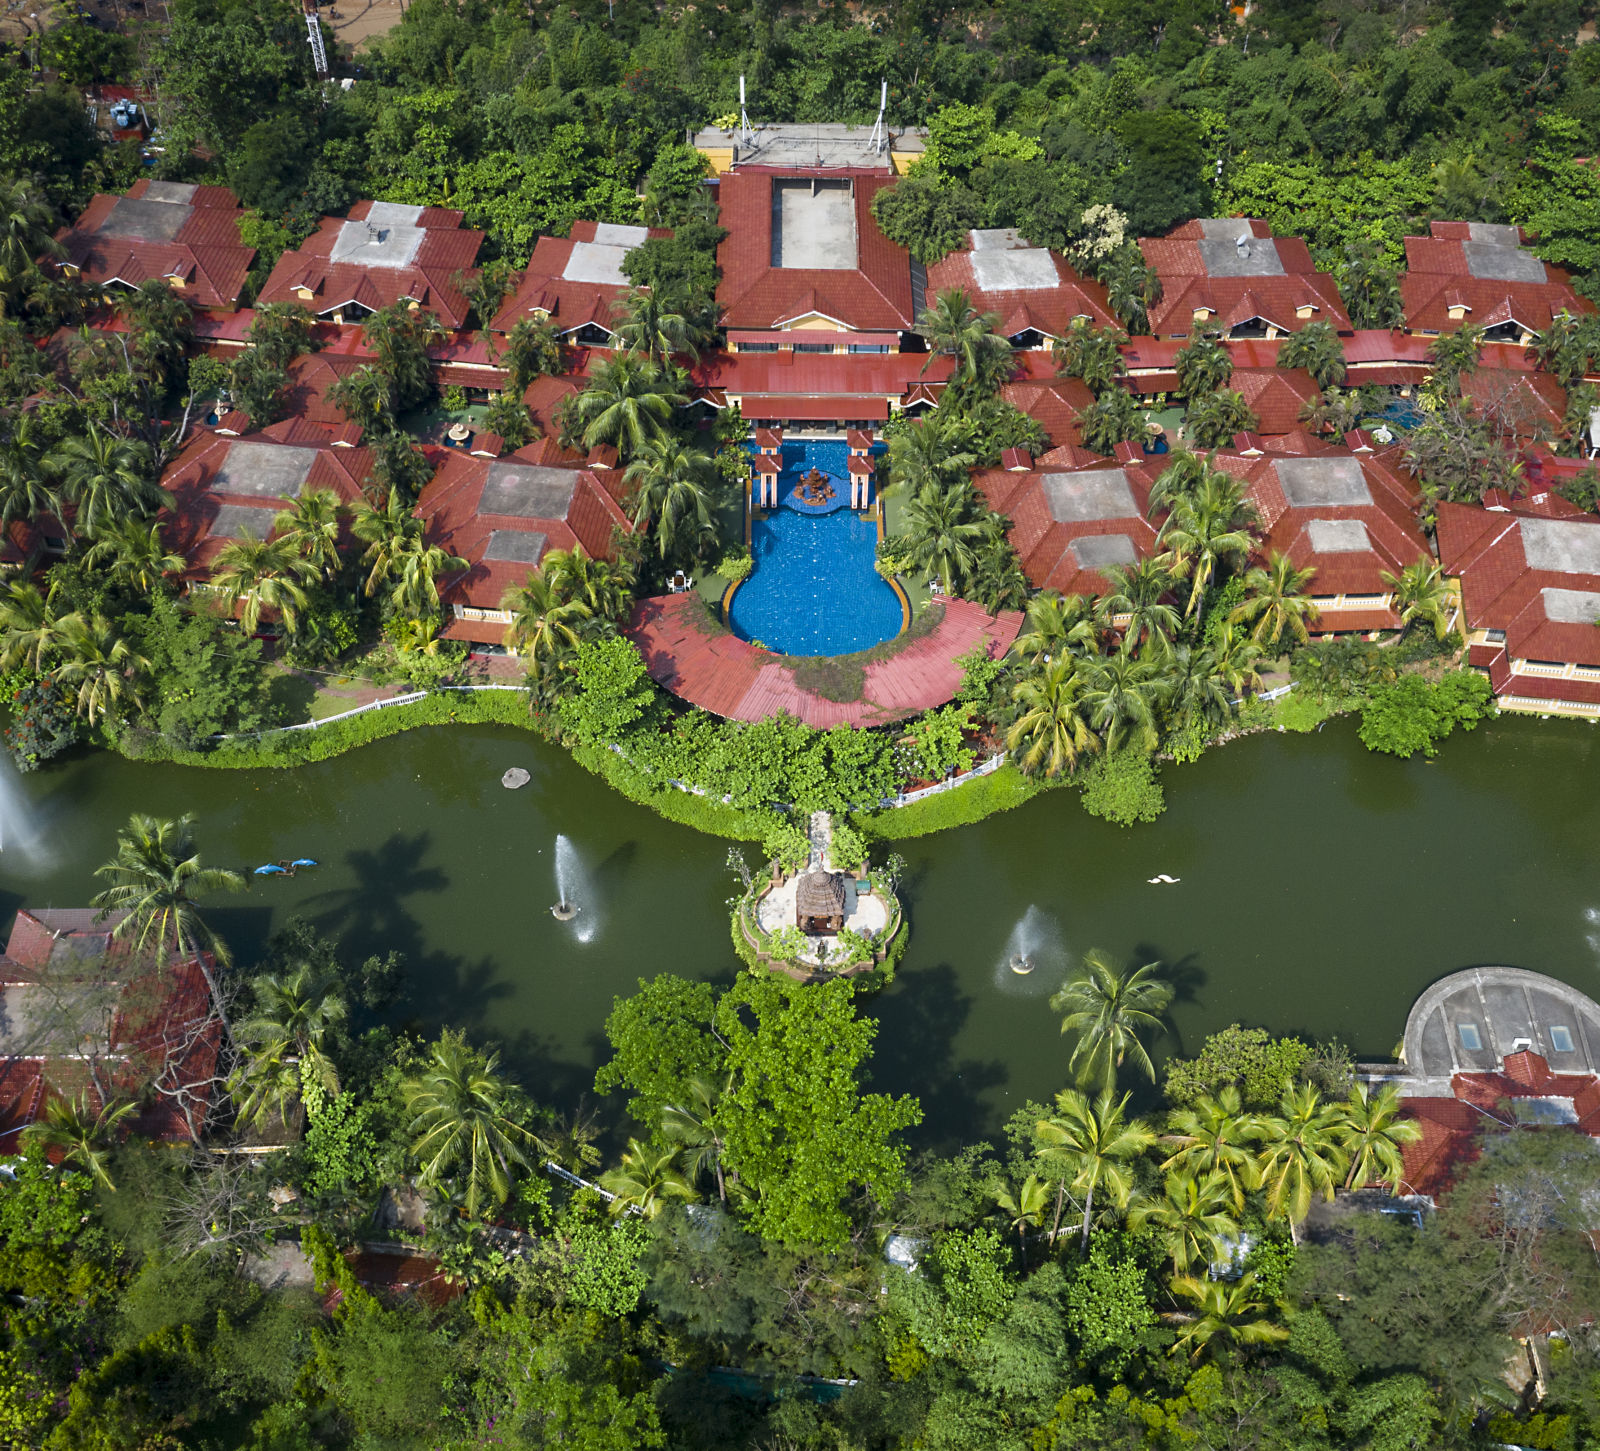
[1402,967,1600,1086]
[795,869,847,918]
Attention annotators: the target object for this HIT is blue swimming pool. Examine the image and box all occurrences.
[729,440,903,658]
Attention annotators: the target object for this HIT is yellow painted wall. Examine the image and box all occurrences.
[697,146,735,174]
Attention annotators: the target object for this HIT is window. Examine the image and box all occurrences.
[848,344,889,355]
[739,342,778,353]
[792,343,834,354]
[1550,1025,1575,1054]
[1457,1023,1482,1051]
[1485,629,1506,644]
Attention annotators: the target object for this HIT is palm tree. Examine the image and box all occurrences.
[1007,654,1100,778]
[623,436,716,560]
[119,280,195,385]
[0,175,61,315]
[613,288,700,367]
[1053,319,1129,394]
[1174,332,1233,397]
[81,518,186,595]
[362,303,443,411]
[210,533,315,637]
[1166,1272,1288,1360]
[1051,949,1173,1091]
[1334,241,1403,331]
[918,288,1012,395]
[1011,590,1104,666]
[1130,1170,1238,1273]
[1033,1087,1156,1253]
[1337,1083,1422,1193]
[567,353,683,459]
[502,317,563,394]
[273,488,347,583]
[21,1093,137,1189]
[599,1138,697,1219]
[1158,472,1259,626]
[1160,1087,1262,1213]
[1145,450,1212,515]
[900,480,989,594]
[994,1173,1050,1265]
[1099,556,1180,655]
[91,813,245,1044]
[502,570,592,666]
[403,1030,547,1218]
[0,417,59,531]
[1184,390,1259,450]
[247,301,316,370]
[0,578,60,672]
[543,545,631,624]
[1427,324,1485,398]
[1082,650,1167,754]
[1254,1083,1349,1244]
[1383,559,1451,641]
[350,493,465,617]
[1102,247,1163,334]
[885,416,976,497]
[233,963,349,1131]
[1166,643,1238,738]
[1278,321,1346,389]
[1300,385,1368,438]
[1207,619,1265,697]
[50,426,165,540]
[1075,387,1145,455]
[327,366,393,434]
[1535,309,1600,389]
[1231,552,1319,650]
[660,1074,730,1204]
[52,612,149,725]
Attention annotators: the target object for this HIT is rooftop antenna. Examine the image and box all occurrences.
[1235,230,1251,260]
[868,79,888,157]
[302,0,329,81]
[738,75,755,149]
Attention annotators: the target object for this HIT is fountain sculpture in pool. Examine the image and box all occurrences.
[551,833,598,943]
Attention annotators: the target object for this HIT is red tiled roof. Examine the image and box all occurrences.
[626,594,1021,727]
[1401,222,1593,334]
[691,350,954,404]
[926,236,1117,341]
[740,394,890,421]
[717,170,913,333]
[490,220,671,335]
[1233,367,1320,435]
[999,376,1095,451]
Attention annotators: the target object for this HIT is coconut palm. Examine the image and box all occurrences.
[567,353,683,458]
[1166,1272,1289,1361]
[1334,241,1403,331]
[1131,1170,1239,1273]
[273,488,347,583]
[993,1173,1050,1265]
[1383,559,1452,641]
[502,317,563,394]
[91,813,244,1045]
[1278,321,1346,389]
[211,533,316,637]
[900,480,988,594]
[1166,642,1238,737]
[1053,319,1129,394]
[1207,619,1265,697]
[52,612,149,725]
[1051,949,1173,1091]
[1160,1087,1263,1213]
[1011,590,1105,666]
[542,545,631,624]
[21,1092,137,1189]
[1174,332,1233,397]
[0,417,59,530]
[1099,556,1180,655]
[660,1074,731,1204]
[1337,1083,1423,1193]
[1254,1083,1349,1244]
[403,1031,547,1218]
[0,175,61,315]
[1427,324,1485,398]
[971,525,1030,613]
[1300,385,1368,438]
[613,287,701,367]
[1007,654,1100,778]
[502,570,592,666]
[918,288,1012,395]
[1082,650,1167,754]
[1033,1087,1156,1253]
[362,303,443,411]
[1102,247,1163,334]
[1157,472,1259,625]
[233,963,349,1130]
[1184,389,1259,450]
[1145,450,1213,515]
[350,493,465,617]
[327,366,393,434]
[600,1138,697,1219]
[1075,386,1145,455]
[623,436,717,560]
[0,578,60,672]
[1231,552,1319,650]
[81,518,186,595]
[885,417,976,497]
[50,426,166,540]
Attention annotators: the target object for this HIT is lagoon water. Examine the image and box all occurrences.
[7,714,1600,1144]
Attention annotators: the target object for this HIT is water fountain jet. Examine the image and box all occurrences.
[552,834,598,943]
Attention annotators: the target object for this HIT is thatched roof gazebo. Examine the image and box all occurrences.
[795,869,847,934]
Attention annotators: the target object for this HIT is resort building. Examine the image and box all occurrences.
[925,229,1117,350]
[1438,498,1600,715]
[690,120,923,177]
[489,220,669,346]
[1213,436,1433,635]
[690,350,954,433]
[1138,218,1352,340]
[414,443,631,646]
[0,908,223,1152]
[55,179,255,313]
[1401,222,1595,342]
[254,201,485,328]
[715,168,917,353]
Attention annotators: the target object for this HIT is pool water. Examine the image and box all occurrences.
[729,440,903,657]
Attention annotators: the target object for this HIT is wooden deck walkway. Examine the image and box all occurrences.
[626,594,1022,728]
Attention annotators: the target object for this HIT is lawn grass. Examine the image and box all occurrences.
[854,763,1046,841]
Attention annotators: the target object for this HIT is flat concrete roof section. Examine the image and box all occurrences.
[1306,518,1371,554]
[1274,455,1372,508]
[1520,516,1600,576]
[1402,966,1600,1087]
[1071,534,1137,569]
[1543,586,1600,624]
[1469,222,1523,248]
[480,463,576,521]
[484,529,549,564]
[214,441,318,500]
[141,180,199,205]
[0,981,117,1057]
[564,241,634,287]
[1463,239,1548,285]
[592,223,649,249]
[971,245,1059,293]
[103,196,192,242]
[773,180,857,271]
[208,502,282,540]
[1198,236,1286,279]
[693,123,920,172]
[331,214,426,270]
[1041,469,1138,523]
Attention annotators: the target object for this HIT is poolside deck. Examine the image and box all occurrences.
[627,594,1022,728]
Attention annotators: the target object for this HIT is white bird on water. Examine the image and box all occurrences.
[1147,874,1180,885]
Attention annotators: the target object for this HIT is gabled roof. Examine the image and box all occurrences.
[1402,221,1593,334]
[490,220,672,334]
[924,229,1118,342]
[255,201,484,328]
[717,169,914,333]
[57,179,255,311]
[1230,368,1320,436]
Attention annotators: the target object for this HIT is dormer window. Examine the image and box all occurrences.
[295,286,315,302]
[1295,304,1318,320]
[1447,303,1471,321]
[1192,307,1214,322]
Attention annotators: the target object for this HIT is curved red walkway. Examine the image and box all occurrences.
[627,594,1022,728]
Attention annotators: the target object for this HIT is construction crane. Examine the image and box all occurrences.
[303,0,329,82]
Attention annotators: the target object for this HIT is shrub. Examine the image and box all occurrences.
[904,703,977,782]
[1358,669,1495,759]
[763,820,810,873]
[1165,1025,1311,1110]
[5,680,78,771]
[828,822,867,873]
[1079,750,1165,826]
[716,548,752,582]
